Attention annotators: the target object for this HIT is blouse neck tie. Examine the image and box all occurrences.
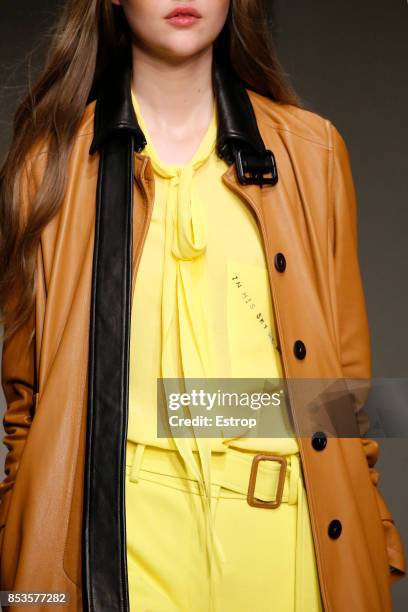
[131,91,226,587]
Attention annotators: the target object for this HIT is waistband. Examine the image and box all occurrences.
[125,440,301,506]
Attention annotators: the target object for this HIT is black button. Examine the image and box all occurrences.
[312,431,327,451]
[293,340,306,359]
[328,519,342,539]
[274,253,286,272]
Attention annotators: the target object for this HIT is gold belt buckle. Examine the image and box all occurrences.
[247,453,287,509]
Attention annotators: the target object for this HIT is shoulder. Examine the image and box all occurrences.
[16,101,97,216]
[26,100,96,168]
[247,88,346,154]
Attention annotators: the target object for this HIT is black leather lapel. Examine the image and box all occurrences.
[212,57,267,163]
[90,63,146,155]
[82,131,134,612]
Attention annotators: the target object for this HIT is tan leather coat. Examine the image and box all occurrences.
[0,58,405,611]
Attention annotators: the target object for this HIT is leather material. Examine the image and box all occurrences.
[90,61,146,155]
[211,56,267,163]
[82,132,134,611]
[0,53,405,612]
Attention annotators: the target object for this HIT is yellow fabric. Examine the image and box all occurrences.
[128,89,298,451]
[126,89,314,605]
[125,441,323,612]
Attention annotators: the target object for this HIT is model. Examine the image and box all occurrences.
[0,1,405,611]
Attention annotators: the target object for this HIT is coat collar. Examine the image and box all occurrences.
[90,54,277,186]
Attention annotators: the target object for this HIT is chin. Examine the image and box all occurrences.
[159,36,210,58]
[167,45,207,59]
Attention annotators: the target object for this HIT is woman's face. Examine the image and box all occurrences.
[111,0,231,61]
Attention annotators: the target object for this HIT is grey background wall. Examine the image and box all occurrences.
[1,0,407,608]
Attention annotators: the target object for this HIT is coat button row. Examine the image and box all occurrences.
[274,253,307,361]
[328,519,342,539]
[310,434,340,540]
[311,431,327,451]
[274,251,339,539]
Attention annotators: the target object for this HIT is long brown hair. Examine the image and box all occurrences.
[0,0,301,343]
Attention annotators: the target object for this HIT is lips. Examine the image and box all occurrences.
[165,6,202,19]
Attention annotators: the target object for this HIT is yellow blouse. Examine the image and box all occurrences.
[128,91,298,555]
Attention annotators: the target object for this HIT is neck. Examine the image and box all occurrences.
[130,45,214,137]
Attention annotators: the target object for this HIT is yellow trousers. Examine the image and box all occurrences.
[125,441,323,612]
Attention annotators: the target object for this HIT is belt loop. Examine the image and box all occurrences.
[130,444,146,483]
[288,454,300,505]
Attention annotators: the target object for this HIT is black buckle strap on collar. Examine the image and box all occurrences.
[212,56,279,186]
[235,148,278,186]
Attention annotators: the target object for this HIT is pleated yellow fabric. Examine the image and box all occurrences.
[130,91,228,575]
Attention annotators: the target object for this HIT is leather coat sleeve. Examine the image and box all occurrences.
[329,122,406,582]
[0,158,37,548]
[0,304,36,530]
